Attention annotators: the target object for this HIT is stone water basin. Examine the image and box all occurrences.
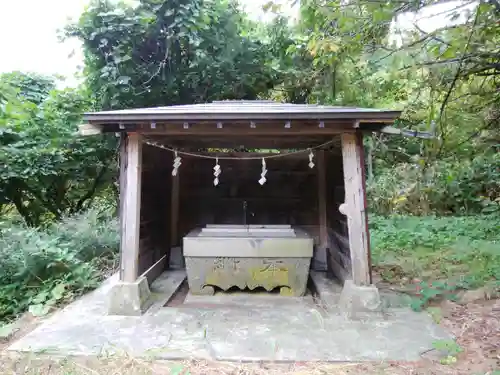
[183,225,313,296]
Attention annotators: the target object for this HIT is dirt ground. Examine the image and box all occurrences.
[1,298,499,375]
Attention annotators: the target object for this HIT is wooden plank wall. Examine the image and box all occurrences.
[138,144,172,275]
[325,152,352,283]
[176,156,319,236]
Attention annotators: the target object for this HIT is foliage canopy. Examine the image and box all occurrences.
[66,0,279,109]
[0,72,116,226]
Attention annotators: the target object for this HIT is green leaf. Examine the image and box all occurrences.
[440,355,457,365]
[0,323,18,339]
[28,304,51,317]
[169,363,189,375]
[32,291,50,304]
[441,46,456,60]
[51,283,67,301]
[410,298,424,312]
[427,307,442,323]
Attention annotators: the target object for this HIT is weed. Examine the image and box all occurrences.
[0,208,118,323]
[370,215,500,310]
[432,339,463,365]
[170,363,191,375]
[432,339,462,355]
[426,307,443,324]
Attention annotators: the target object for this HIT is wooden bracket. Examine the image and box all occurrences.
[381,126,435,139]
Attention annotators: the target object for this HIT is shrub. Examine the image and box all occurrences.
[0,209,118,322]
[368,152,500,215]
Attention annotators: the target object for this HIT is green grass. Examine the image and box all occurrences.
[370,215,500,309]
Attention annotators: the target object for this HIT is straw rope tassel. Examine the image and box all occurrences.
[308,149,315,168]
[259,158,267,185]
[213,157,221,186]
[172,151,182,176]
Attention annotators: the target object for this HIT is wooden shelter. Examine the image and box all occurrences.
[80,101,401,315]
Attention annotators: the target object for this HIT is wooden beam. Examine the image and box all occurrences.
[340,132,371,286]
[136,120,356,136]
[317,150,328,271]
[121,133,143,282]
[140,130,352,136]
[148,137,342,151]
[178,151,336,159]
[141,254,168,286]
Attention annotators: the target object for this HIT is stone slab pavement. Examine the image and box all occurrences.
[8,271,452,362]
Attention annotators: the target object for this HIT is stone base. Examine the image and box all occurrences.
[107,276,152,316]
[339,280,382,314]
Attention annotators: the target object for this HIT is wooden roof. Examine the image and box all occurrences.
[83,100,401,123]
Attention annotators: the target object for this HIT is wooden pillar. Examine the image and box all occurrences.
[118,134,127,281]
[340,132,371,286]
[120,133,143,283]
[170,173,180,247]
[317,150,328,270]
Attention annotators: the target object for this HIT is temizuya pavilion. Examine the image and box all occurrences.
[80,101,402,315]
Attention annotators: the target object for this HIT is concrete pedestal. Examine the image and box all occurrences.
[107,276,152,316]
[339,280,382,314]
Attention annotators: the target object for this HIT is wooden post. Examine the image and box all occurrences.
[121,133,143,283]
[317,150,328,270]
[118,134,127,281]
[170,172,180,247]
[340,132,371,286]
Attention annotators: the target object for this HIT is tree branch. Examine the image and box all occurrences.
[72,165,109,214]
[435,7,481,158]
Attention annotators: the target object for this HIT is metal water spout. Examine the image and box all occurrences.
[243,200,247,226]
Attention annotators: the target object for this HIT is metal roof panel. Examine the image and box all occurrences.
[83,101,402,123]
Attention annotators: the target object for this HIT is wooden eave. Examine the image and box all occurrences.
[78,101,403,137]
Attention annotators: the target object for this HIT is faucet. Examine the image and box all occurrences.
[243,200,247,226]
